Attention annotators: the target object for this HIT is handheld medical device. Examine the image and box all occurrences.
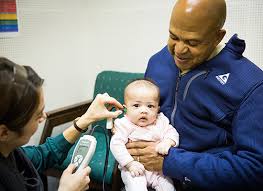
[106,106,126,130]
[71,135,97,172]
[106,118,113,129]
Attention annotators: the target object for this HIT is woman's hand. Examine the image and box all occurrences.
[126,141,164,172]
[78,93,123,129]
[58,164,91,191]
[63,93,123,143]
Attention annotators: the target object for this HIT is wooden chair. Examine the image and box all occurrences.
[40,70,144,191]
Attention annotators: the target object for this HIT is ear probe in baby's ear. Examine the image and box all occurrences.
[106,118,113,129]
[122,106,127,114]
[106,105,126,129]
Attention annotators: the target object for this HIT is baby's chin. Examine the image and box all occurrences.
[135,120,154,127]
[137,123,148,127]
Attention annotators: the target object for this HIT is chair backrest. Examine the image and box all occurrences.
[92,70,144,132]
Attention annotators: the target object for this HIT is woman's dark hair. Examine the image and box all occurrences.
[0,57,44,132]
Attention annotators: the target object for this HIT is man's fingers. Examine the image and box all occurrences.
[126,141,153,149]
[129,148,141,156]
[129,150,150,161]
[132,155,147,164]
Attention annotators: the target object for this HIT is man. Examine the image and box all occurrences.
[127,0,263,190]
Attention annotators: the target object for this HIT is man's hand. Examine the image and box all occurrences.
[126,141,164,172]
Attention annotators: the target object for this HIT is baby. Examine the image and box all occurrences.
[110,78,179,191]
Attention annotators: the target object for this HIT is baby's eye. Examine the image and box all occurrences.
[148,105,155,108]
[133,104,139,108]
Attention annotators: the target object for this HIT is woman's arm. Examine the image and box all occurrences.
[23,93,123,171]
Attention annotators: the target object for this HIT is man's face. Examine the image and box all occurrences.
[168,7,223,73]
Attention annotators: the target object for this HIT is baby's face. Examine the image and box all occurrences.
[125,86,159,127]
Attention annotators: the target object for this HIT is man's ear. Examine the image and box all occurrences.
[0,124,10,141]
[215,29,226,46]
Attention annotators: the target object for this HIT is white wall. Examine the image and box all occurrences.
[0,0,262,144]
[224,0,263,64]
[0,0,174,111]
[1,0,262,110]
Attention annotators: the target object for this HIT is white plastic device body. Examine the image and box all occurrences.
[71,135,97,172]
[106,118,113,129]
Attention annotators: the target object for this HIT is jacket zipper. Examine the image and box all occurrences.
[171,73,181,126]
[170,70,208,127]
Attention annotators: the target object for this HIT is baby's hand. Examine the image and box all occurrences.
[126,161,145,177]
[156,139,175,155]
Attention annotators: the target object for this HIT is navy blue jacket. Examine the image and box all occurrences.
[145,34,263,190]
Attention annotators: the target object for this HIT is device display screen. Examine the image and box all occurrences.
[77,145,88,156]
[76,141,90,156]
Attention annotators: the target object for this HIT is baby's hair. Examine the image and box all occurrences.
[124,77,160,103]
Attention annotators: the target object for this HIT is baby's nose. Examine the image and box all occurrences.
[140,106,148,113]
